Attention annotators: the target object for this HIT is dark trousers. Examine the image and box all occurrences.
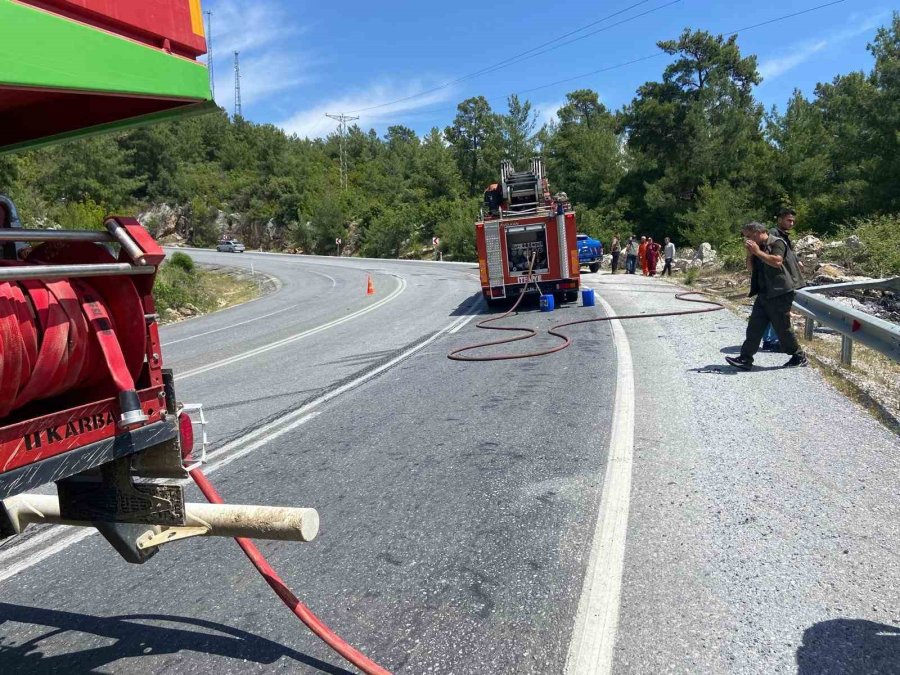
[662,258,673,276]
[611,251,620,273]
[625,254,637,274]
[740,292,802,358]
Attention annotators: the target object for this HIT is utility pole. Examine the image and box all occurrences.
[233,51,242,118]
[325,113,359,190]
[205,10,214,99]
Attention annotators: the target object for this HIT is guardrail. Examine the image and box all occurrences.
[792,276,900,366]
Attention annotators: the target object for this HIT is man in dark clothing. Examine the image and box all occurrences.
[762,207,805,351]
[725,221,808,370]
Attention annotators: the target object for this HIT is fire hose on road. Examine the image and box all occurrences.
[448,255,725,361]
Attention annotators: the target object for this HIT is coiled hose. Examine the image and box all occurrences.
[0,255,144,418]
[449,269,724,362]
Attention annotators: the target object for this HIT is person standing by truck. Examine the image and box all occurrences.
[610,234,621,273]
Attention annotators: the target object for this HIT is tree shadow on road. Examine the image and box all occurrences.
[796,618,900,674]
[0,603,353,674]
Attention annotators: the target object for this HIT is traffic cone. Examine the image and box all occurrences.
[366,275,375,296]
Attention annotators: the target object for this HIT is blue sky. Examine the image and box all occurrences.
[200,0,893,139]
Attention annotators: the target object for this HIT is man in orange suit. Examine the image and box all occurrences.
[638,236,649,276]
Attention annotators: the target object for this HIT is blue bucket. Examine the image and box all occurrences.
[539,294,555,312]
[582,288,596,307]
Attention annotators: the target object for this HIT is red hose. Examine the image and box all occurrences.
[189,468,392,675]
[0,268,140,417]
[449,283,724,362]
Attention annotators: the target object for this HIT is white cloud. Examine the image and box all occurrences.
[759,40,828,81]
[533,99,565,129]
[203,0,314,112]
[758,11,889,82]
[277,81,456,139]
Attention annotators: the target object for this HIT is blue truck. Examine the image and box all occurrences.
[577,233,603,273]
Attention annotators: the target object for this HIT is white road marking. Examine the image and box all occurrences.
[175,276,407,381]
[0,302,478,582]
[161,305,297,346]
[448,303,483,334]
[565,294,635,675]
[203,413,321,474]
[0,529,94,585]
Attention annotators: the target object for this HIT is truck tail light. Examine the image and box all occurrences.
[178,403,207,468]
[178,412,194,458]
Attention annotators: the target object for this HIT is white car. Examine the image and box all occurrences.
[216,239,245,253]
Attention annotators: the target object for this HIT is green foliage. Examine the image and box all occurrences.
[168,251,196,274]
[684,266,701,285]
[678,182,762,248]
[52,198,107,231]
[831,214,900,277]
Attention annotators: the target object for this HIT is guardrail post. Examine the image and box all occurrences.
[840,335,853,367]
[804,317,814,341]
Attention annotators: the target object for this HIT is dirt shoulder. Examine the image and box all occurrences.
[155,261,277,324]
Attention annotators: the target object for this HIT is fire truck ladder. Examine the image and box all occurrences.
[500,158,547,214]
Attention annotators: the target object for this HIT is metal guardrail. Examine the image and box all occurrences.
[793,276,900,366]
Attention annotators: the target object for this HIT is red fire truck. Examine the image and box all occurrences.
[475,158,580,305]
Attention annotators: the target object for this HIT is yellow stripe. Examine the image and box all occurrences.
[189,0,204,37]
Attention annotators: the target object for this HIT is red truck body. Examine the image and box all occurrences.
[475,159,580,303]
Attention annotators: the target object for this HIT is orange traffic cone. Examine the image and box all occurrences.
[366,275,375,296]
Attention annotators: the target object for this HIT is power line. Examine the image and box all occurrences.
[725,0,845,34]
[346,0,681,114]
[205,10,215,99]
[325,113,360,190]
[361,0,852,128]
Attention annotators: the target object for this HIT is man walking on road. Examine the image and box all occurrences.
[725,222,808,371]
[662,237,675,276]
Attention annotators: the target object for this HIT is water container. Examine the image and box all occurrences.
[582,288,596,307]
[539,294,555,312]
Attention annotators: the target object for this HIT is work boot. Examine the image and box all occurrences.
[725,355,753,371]
[783,352,808,368]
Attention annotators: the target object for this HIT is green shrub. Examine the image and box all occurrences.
[830,214,900,277]
[684,266,701,286]
[167,251,195,274]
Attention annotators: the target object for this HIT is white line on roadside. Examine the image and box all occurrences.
[175,276,407,381]
[448,305,482,334]
[565,295,635,675]
[0,299,479,583]
[0,529,94,585]
[162,305,297,346]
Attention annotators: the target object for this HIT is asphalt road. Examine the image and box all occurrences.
[0,252,897,674]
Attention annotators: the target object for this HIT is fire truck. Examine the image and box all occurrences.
[476,158,580,305]
[0,0,317,561]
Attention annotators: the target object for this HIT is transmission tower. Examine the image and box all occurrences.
[325,113,359,190]
[205,10,214,99]
[233,51,242,118]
